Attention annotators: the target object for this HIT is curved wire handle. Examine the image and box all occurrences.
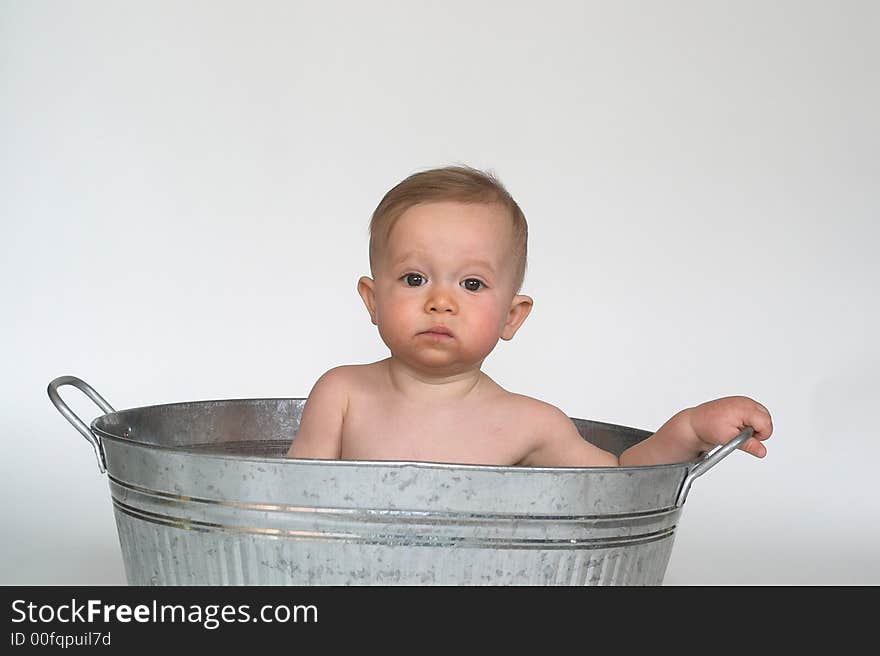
[675,427,754,507]
[47,376,115,473]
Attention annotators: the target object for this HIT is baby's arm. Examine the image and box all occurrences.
[520,396,772,467]
[520,404,620,467]
[285,367,350,459]
[620,396,772,466]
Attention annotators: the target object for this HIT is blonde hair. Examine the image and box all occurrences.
[368,165,528,291]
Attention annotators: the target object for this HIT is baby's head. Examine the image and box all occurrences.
[358,166,534,374]
[369,166,528,294]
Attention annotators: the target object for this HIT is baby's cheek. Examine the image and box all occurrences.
[473,311,505,345]
[378,299,407,323]
[374,304,405,343]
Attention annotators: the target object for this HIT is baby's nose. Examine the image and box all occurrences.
[425,287,457,313]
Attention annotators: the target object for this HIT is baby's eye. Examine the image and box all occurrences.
[461,278,484,292]
[403,273,426,287]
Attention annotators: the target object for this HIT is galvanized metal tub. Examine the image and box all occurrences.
[48,375,752,586]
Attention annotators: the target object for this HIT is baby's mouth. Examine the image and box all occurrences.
[418,327,454,338]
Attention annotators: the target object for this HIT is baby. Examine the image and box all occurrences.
[287,166,773,466]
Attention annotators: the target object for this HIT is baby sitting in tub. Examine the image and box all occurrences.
[286,166,772,466]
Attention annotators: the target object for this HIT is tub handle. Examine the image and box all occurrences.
[674,427,754,507]
[47,376,115,474]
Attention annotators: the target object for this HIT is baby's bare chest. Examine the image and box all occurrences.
[341,396,533,465]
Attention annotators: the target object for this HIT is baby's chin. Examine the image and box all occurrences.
[389,348,486,376]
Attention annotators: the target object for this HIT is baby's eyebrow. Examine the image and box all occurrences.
[390,253,422,269]
[461,259,497,274]
[390,252,497,274]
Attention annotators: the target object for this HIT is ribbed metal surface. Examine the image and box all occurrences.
[93,398,691,586]
[114,510,676,585]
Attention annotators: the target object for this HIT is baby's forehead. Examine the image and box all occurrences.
[388,214,513,258]
[389,202,513,241]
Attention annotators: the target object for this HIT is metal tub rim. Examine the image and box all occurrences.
[90,396,689,474]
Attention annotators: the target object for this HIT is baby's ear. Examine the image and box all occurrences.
[357,276,378,325]
[501,294,533,341]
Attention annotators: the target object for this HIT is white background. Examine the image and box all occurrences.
[2,0,877,584]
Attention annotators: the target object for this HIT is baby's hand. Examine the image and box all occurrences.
[686,396,773,458]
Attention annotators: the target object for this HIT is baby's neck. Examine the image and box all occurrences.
[383,357,487,404]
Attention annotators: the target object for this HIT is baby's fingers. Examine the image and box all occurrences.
[740,435,768,458]
[748,405,773,441]
[738,405,772,457]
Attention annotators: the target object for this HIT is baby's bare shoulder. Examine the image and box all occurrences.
[502,393,576,430]
[490,393,581,464]
[313,362,386,396]
[312,365,355,387]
